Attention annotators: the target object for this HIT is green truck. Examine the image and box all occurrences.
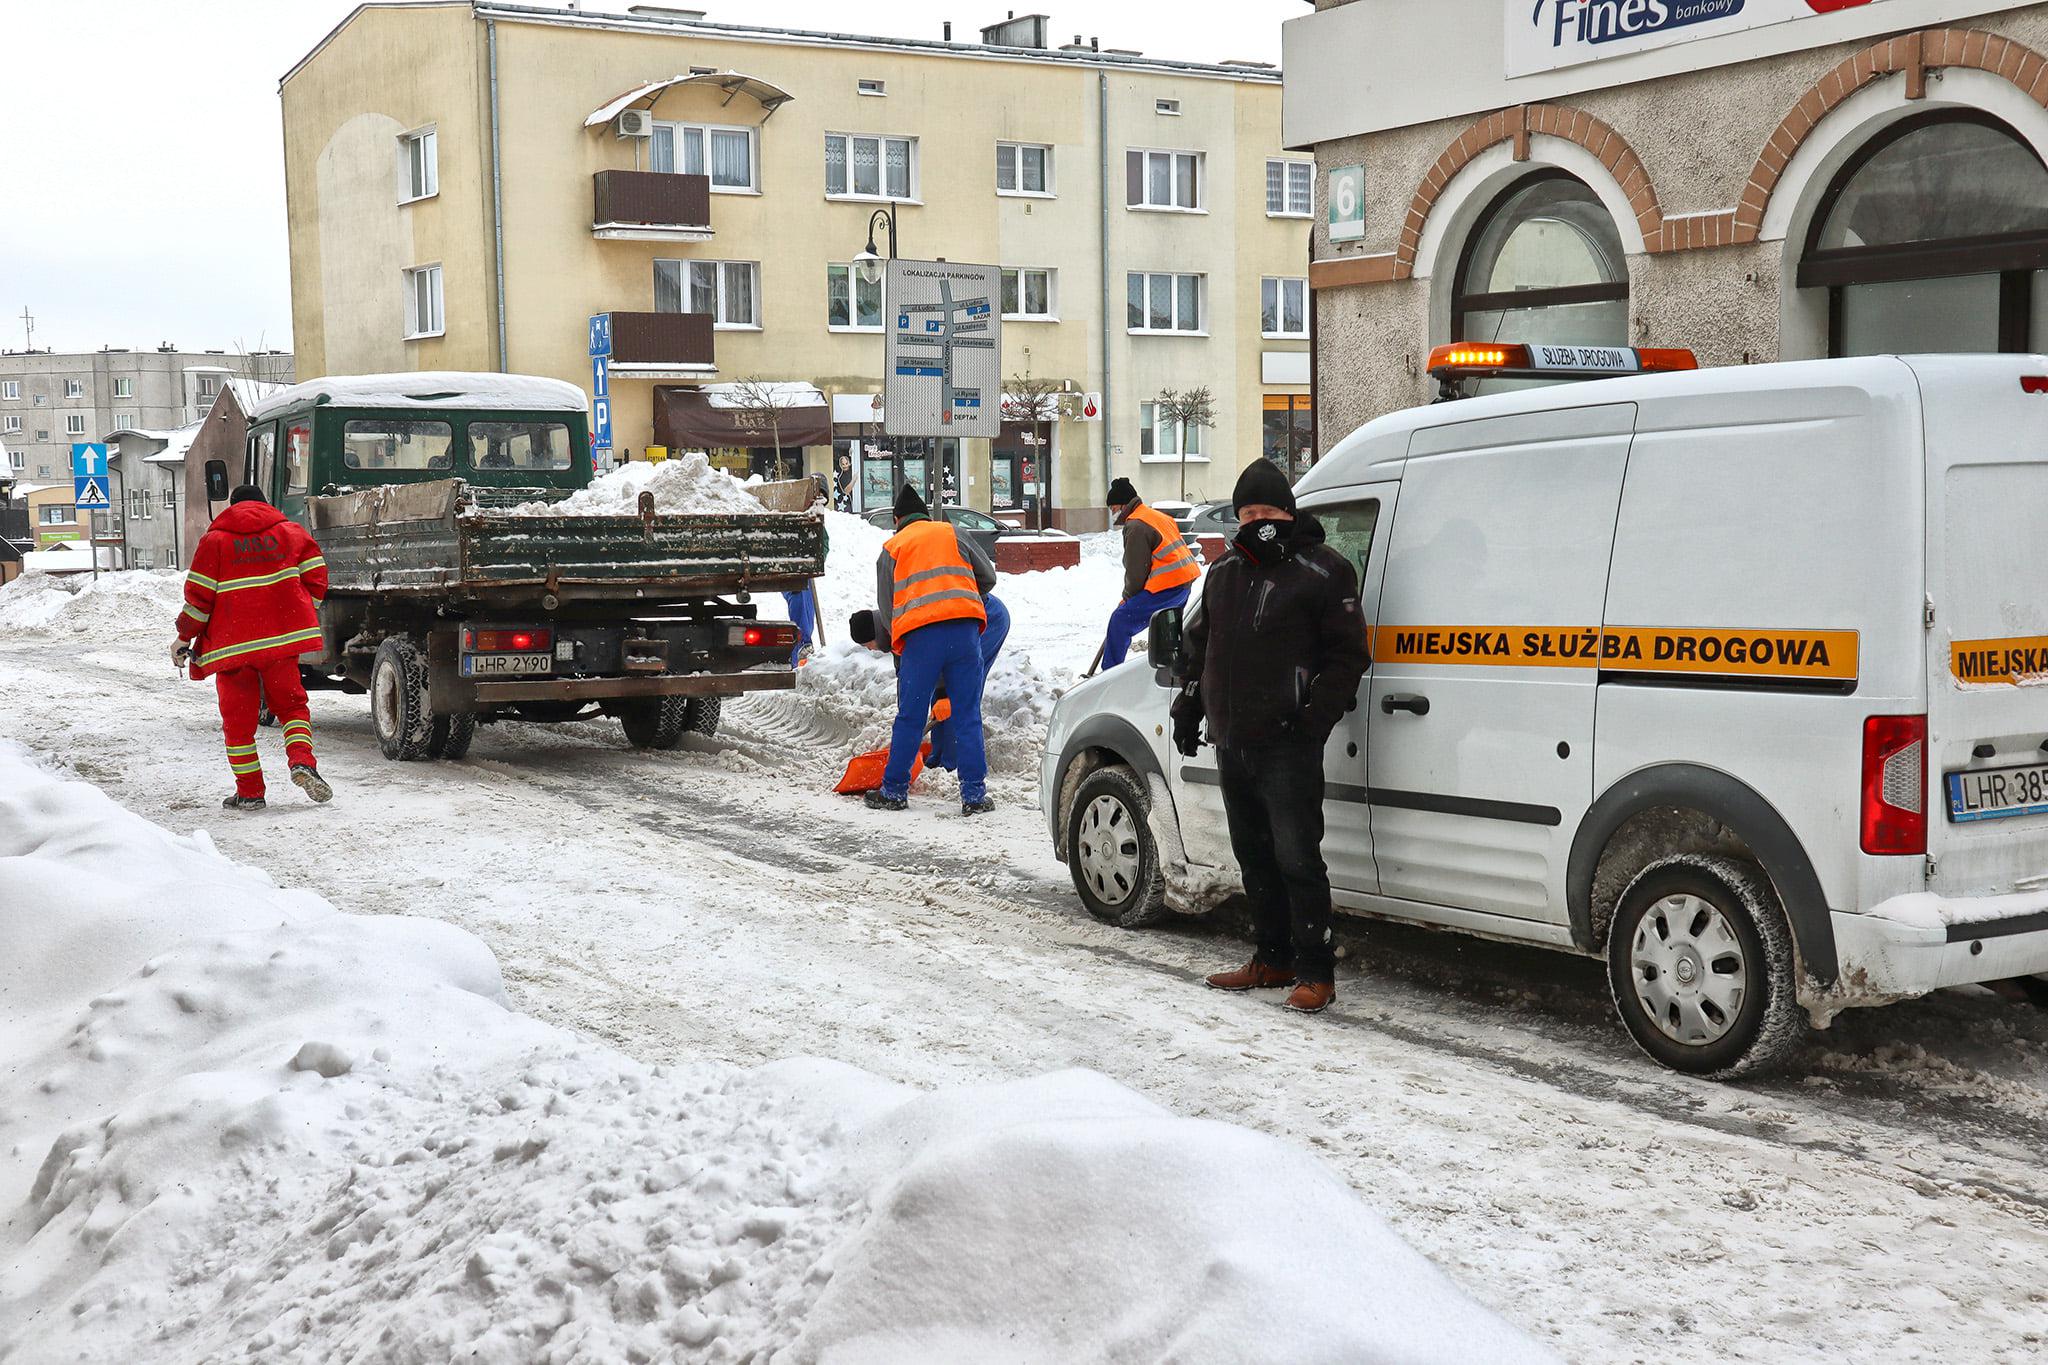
[210,373,823,761]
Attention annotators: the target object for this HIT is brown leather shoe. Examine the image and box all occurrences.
[1283,981,1335,1014]
[1205,960,1297,992]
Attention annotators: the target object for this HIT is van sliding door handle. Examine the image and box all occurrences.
[1381,693,1431,716]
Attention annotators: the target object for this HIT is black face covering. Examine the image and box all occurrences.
[1234,517,1291,565]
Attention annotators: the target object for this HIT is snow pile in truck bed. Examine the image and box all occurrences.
[510,452,778,517]
[0,745,1548,1364]
[0,569,186,638]
[248,371,588,422]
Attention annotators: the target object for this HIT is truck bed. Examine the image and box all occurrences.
[309,480,825,602]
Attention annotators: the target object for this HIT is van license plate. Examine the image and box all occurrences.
[1945,762,2048,822]
[462,653,552,677]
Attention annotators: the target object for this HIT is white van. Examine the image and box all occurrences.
[1042,350,2048,1076]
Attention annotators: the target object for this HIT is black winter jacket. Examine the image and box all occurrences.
[1177,514,1369,750]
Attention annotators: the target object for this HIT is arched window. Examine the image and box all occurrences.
[1801,111,2048,356]
[1452,172,1629,347]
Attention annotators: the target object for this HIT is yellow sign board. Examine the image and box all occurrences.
[1373,626,1860,682]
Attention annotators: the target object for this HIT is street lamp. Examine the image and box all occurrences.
[853,207,897,288]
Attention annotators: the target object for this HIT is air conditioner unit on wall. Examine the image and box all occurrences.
[616,109,653,138]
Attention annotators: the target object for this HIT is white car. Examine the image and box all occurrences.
[1043,348,2048,1076]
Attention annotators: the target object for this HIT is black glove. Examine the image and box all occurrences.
[1169,683,1205,757]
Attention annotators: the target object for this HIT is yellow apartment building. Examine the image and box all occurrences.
[280,4,1310,529]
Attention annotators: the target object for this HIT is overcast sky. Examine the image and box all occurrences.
[0,0,1297,358]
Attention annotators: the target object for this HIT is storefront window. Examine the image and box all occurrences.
[1802,112,2048,357]
[1453,172,1628,350]
[1262,395,1314,480]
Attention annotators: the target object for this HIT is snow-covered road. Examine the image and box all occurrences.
[7,577,2048,1361]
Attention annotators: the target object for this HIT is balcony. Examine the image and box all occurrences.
[592,170,713,242]
[606,311,716,379]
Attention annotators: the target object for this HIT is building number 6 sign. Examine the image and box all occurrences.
[1327,165,1365,243]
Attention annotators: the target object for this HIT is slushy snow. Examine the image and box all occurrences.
[0,743,1549,1362]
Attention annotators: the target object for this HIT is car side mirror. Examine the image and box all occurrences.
[1146,606,1183,671]
[204,459,230,502]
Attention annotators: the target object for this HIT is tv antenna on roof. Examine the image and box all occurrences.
[18,306,32,353]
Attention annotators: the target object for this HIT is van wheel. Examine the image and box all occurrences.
[1067,765,1168,929]
[428,711,478,761]
[684,696,722,737]
[620,696,689,750]
[370,638,433,761]
[1607,854,1804,1078]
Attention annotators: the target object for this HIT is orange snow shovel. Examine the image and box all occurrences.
[834,698,951,795]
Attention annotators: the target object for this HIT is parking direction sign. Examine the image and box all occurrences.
[588,313,612,358]
[71,443,110,509]
[883,259,1001,438]
[590,354,613,451]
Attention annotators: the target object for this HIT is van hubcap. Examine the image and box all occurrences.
[1631,893,1747,1047]
[1076,794,1142,906]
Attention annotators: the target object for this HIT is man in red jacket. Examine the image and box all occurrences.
[174,486,334,810]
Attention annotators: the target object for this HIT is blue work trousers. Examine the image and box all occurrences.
[783,586,817,666]
[882,617,987,804]
[928,595,1008,772]
[1101,583,1191,670]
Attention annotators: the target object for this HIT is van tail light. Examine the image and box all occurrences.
[2021,375,2048,394]
[1860,714,1927,855]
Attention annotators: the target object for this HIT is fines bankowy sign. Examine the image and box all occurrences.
[1508,0,1894,77]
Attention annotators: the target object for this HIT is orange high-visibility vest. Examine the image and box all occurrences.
[886,518,987,652]
[1129,502,1200,593]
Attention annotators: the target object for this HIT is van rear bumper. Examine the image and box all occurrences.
[1823,889,2048,1017]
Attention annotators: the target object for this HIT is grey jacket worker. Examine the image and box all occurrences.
[874,517,998,649]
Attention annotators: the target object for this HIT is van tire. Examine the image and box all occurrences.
[370,637,433,762]
[620,696,690,750]
[1067,765,1168,929]
[684,696,722,738]
[428,711,478,761]
[1607,854,1804,1078]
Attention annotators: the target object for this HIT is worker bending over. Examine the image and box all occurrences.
[1100,477,1200,669]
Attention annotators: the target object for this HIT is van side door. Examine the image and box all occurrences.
[1367,403,1635,925]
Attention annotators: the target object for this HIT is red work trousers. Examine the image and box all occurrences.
[216,658,315,798]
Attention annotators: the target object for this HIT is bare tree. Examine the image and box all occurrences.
[1153,386,1216,503]
[725,377,794,476]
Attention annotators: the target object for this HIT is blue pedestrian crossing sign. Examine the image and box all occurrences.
[71,443,110,509]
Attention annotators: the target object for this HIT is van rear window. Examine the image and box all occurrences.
[342,419,455,472]
[469,421,573,472]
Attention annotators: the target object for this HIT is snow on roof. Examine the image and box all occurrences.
[584,70,795,127]
[144,423,205,465]
[226,377,287,411]
[250,372,589,422]
[698,380,825,410]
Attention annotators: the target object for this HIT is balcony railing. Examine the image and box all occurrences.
[607,311,716,375]
[592,170,713,241]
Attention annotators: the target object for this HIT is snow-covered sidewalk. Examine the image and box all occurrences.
[0,744,1546,1363]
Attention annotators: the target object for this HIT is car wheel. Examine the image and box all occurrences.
[1607,853,1804,1078]
[1066,765,1168,929]
[370,637,433,761]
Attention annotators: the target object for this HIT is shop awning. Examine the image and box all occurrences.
[584,71,796,128]
[655,383,831,451]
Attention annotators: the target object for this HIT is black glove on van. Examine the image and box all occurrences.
[1170,684,1205,757]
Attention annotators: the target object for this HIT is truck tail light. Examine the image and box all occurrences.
[1861,714,1926,856]
[730,624,798,648]
[466,627,553,653]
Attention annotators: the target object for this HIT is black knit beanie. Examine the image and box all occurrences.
[894,483,928,520]
[1106,477,1138,508]
[1231,459,1296,516]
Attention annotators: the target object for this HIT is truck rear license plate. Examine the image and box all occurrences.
[1946,762,2048,822]
[461,652,553,678]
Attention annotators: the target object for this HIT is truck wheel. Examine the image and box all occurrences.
[1066,765,1168,929]
[620,696,689,750]
[428,711,478,761]
[684,696,722,737]
[370,637,433,761]
[1607,854,1804,1078]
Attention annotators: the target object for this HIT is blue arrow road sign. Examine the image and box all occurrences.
[74,475,110,509]
[70,442,107,478]
[588,313,612,358]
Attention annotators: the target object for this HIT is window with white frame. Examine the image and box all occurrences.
[1140,401,1201,458]
[162,487,176,510]
[404,264,445,338]
[2,415,19,434]
[133,550,152,569]
[6,446,20,469]
[1126,271,1204,333]
[1261,277,1308,337]
[39,504,74,525]
[825,132,916,201]
[113,411,135,430]
[113,377,132,398]
[857,78,886,96]
[996,142,1051,196]
[654,259,759,328]
[1266,159,1313,217]
[0,380,17,400]
[1125,149,1200,210]
[651,121,757,191]
[65,413,86,436]
[1155,98,1181,116]
[64,379,84,399]
[196,375,221,399]
[826,264,884,330]
[400,127,438,202]
[1001,268,1056,320]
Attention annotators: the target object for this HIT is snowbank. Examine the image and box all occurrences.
[0,569,185,638]
[0,747,1548,1363]
[513,452,776,517]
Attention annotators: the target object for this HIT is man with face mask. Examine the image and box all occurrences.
[1170,459,1368,1014]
